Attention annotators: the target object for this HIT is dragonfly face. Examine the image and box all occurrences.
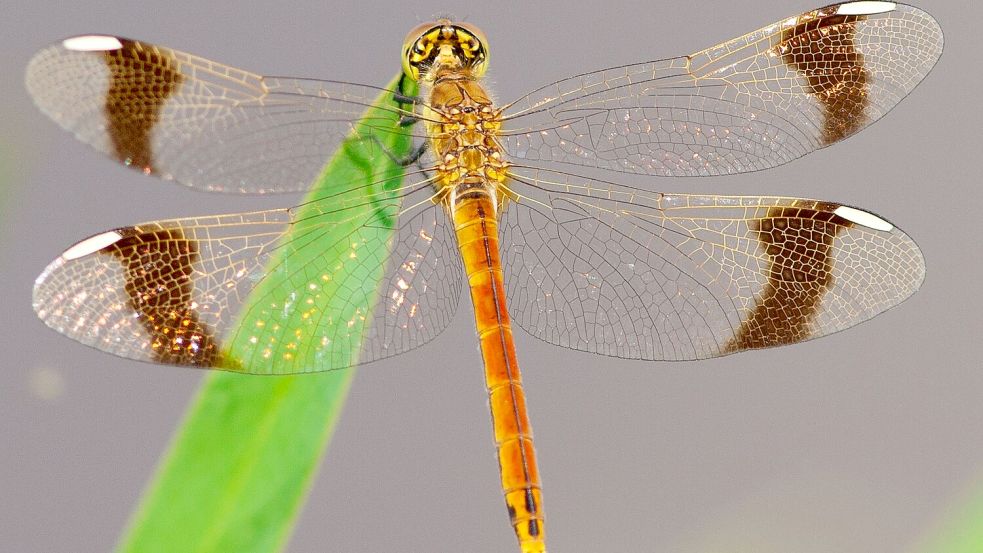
[25,2,942,552]
[402,20,488,82]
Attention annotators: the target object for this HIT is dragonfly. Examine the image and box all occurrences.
[26,2,941,552]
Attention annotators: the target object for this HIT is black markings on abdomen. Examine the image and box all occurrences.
[525,488,538,514]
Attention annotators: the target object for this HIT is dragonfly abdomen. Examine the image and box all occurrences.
[451,186,546,553]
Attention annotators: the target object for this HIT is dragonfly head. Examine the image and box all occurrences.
[402,19,488,82]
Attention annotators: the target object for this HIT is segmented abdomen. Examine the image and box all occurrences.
[451,184,546,553]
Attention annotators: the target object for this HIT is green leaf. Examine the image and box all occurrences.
[917,476,983,553]
[117,74,418,553]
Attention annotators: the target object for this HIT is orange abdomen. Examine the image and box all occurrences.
[451,187,546,553]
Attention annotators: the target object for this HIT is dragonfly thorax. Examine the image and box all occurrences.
[425,73,509,204]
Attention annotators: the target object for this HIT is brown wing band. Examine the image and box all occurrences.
[103,39,183,174]
[724,205,853,353]
[104,228,224,366]
[779,11,870,146]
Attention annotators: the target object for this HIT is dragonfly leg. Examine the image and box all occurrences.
[401,141,429,169]
[402,142,433,179]
[364,135,430,170]
[392,73,419,105]
[393,73,422,127]
[398,114,419,127]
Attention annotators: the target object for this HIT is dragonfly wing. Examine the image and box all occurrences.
[26,36,423,193]
[500,2,942,177]
[33,184,462,374]
[501,166,924,360]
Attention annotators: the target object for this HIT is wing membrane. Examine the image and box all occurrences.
[33,178,463,374]
[501,166,924,360]
[25,36,427,193]
[500,2,942,177]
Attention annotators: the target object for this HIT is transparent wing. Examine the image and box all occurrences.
[500,2,942,177]
[25,35,428,193]
[32,176,463,374]
[501,166,924,360]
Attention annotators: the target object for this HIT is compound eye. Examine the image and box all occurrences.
[453,22,489,77]
[455,22,488,52]
[402,21,440,50]
[402,21,443,81]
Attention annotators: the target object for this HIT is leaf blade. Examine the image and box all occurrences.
[116,74,418,553]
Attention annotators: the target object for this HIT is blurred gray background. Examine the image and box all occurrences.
[2,1,980,552]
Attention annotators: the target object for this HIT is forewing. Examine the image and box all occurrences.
[501,2,942,177]
[501,166,924,360]
[33,184,462,374]
[25,35,424,193]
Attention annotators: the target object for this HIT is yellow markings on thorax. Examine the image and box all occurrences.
[425,73,511,209]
